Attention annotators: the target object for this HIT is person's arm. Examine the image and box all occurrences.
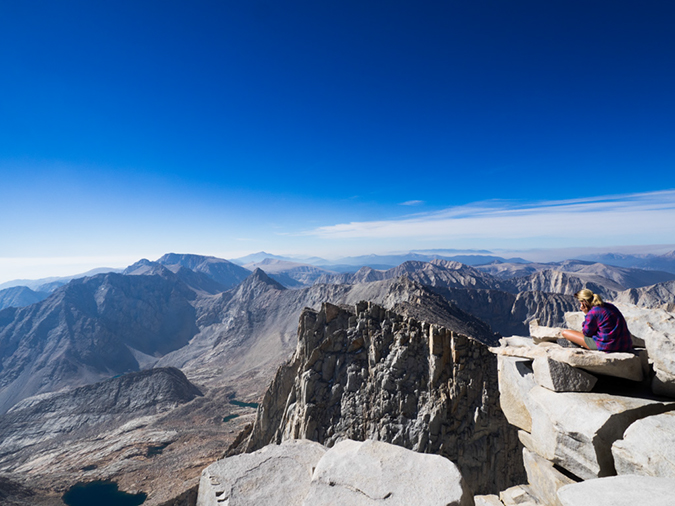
[582,310,598,338]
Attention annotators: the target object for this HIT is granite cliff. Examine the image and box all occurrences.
[245,302,524,495]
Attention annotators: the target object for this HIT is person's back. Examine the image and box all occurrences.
[562,289,633,352]
[583,302,633,352]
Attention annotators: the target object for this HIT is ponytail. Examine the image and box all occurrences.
[575,289,604,307]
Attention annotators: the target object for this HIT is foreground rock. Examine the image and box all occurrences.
[614,304,675,396]
[198,439,473,506]
[611,410,675,477]
[497,354,675,480]
[557,475,675,506]
[197,439,326,506]
[247,302,524,494]
[532,356,597,393]
[306,439,473,506]
[521,447,575,506]
[519,381,675,479]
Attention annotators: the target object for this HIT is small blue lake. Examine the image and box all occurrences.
[229,399,259,409]
[62,480,146,506]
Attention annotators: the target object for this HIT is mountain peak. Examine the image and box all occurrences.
[245,268,287,290]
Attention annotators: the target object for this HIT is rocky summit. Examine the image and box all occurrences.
[201,297,675,506]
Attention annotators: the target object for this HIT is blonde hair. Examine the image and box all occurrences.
[575,289,604,307]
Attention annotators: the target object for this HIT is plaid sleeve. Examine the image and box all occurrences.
[582,309,598,337]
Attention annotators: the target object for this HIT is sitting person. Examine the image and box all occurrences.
[561,289,633,352]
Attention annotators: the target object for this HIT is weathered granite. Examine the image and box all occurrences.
[302,439,474,506]
[562,312,584,332]
[557,475,675,506]
[523,386,675,480]
[492,343,644,382]
[500,336,536,348]
[611,410,675,477]
[532,357,597,393]
[473,495,504,506]
[522,447,575,506]
[248,302,524,494]
[529,320,561,344]
[499,484,540,505]
[613,304,675,397]
[497,356,537,432]
[196,439,326,506]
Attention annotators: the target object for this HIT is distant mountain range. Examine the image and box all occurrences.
[1,251,674,398]
[0,267,122,292]
[0,272,199,413]
[3,251,674,414]
[577,251,675,273]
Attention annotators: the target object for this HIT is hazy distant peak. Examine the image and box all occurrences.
[243,268,287,290]
[158,252,227,268]
[124,259,173,277]
[230,251,294,265]
[429,258,464,269]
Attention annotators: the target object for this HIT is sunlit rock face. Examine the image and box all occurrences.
[246,302,524,495]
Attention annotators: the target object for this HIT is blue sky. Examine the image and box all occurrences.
[1,1,674,282]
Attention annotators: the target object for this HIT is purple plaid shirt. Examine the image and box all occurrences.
[582,303,633,352]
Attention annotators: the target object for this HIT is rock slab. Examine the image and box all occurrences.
[612,410,675,477]
[522,447,575,506]
[303,439,474,506]
[196,439,326,506]
[497,356,537,432]
[532,356,597,392]
[557,475,675,506]
[524,386,675,480]
[493,343,644,382]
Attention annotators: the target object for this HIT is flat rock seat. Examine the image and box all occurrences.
[491,342,644,382]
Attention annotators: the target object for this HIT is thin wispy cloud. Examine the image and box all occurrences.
[399,200,425,206]
[306,190,675,245]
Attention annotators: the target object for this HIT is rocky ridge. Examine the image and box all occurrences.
[0,367,211,506]
[613,279,675,311]
[245,301,524,495]
[0,272,199,414]
[0,367,202,464]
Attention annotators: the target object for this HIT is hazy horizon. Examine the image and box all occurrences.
[2,243,675,286]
